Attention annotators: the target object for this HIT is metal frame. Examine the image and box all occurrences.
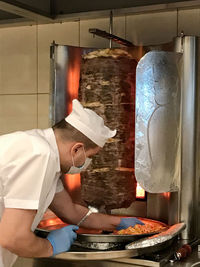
[175,36,198,239]
[1,0,200,26]
[53,0,200,22]
[0,0,53,23]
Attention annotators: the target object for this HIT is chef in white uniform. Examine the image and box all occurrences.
[0,99,143,267]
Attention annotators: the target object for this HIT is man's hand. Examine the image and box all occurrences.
[116,217,144,230]
[47,225,79,255]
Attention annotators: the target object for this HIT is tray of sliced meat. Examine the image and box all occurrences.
[77,217,168,243]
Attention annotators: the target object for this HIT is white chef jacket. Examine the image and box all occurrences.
[0,128,64,267]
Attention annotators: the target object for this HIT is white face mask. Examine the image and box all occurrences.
[67,147,92,174]
[67,157,92,174]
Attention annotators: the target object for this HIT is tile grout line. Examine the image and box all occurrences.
[0,93,50,96]
[78,19,81,47]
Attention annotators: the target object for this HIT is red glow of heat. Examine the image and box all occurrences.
[136,183,145,199]
[163,192,171,199]
[65,174,81,191]
[67,65,80,112]
[66,48,81,113]
[47,219,58,226]
[65,48,81,192]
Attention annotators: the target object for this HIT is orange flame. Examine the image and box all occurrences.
[136,183,145,199]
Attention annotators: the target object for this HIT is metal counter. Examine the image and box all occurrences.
[13,245,200,267]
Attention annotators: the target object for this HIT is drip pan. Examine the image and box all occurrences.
[77,231,159,243]
[77,217,168,243]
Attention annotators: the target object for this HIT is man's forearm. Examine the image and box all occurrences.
[60,204,121,230]
[75,205,121,230]
[0,232,53,258]
[50,189,121,230]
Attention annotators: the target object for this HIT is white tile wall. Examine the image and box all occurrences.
[80,18,110,48]
[113,16,126,39]
[178,8,200,36]
[0,94,37,134]
[37,93,50,129]
[0,26,37,95]
[112,16,126,48]
[126,10,177,46]
[38,21,79,94]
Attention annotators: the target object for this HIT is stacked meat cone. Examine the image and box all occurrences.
[79,48,138,212]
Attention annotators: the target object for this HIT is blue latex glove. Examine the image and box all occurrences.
[47,225,79,256]
[116,217,144,230]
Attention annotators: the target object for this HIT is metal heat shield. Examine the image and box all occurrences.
[50,44,96,125]
[135,51,182,193]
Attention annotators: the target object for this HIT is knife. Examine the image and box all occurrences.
[170,238,200,262]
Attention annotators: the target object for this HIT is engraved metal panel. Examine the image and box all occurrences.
[135,51,182,193]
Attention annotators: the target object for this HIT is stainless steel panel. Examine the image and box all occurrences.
[175,36,197,240]
[196,38,200,239]
[135,51,182,193]
[147,192,179,226]
[111,200,147,218]
[50,44,68,125]
[49,44,96,126]
[147,37,198,238]
[13,248,200,267]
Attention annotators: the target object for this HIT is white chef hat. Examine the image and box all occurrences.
[65,99,116,147]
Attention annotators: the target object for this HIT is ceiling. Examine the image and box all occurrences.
[0,0,200,27]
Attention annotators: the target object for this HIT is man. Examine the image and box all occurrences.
[0,99,143,267]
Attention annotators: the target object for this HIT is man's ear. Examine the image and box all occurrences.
[71,143,84,156]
